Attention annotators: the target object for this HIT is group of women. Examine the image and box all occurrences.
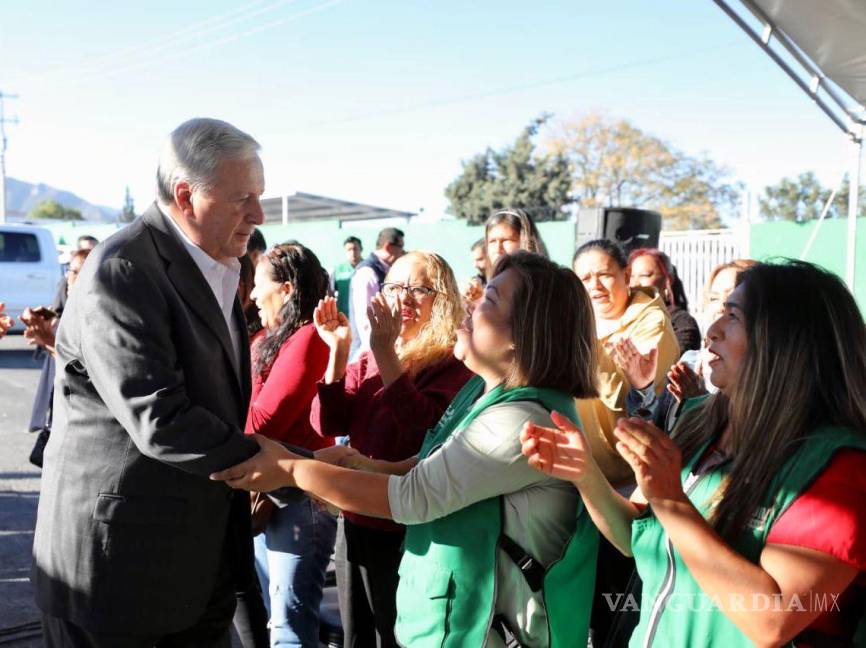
[222,207,866,648]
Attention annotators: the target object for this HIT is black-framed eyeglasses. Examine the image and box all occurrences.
[381,283,437,300]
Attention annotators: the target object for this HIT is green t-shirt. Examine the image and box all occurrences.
[332,262,355,315]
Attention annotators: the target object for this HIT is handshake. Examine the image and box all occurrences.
[210,435,403,493]
[313,444,375,471]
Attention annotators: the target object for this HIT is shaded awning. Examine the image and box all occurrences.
[713,0,866,139]
[713,0,865,291]
[261,192,416,225]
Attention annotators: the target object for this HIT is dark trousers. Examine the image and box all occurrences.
[591,536,640,648]
[233,577,270,648]
[334,516,403,648]
[42,554,237,648]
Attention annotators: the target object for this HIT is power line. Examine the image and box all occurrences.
[289,42,740,131]
[33,0,283,84]
[46,0,344,88]
[0,91,20,224]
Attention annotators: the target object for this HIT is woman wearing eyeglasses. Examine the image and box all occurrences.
[310,250,473,648]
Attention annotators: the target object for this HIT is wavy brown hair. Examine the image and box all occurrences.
[493,251,598,397]
[673,260,866,542]
[389,251,463,376]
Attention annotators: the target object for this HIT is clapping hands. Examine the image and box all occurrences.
[367,293,401,355]
[20,307,58,353]
[608,338,658,390]
[314,296,352,352]
[520,411,599,485]
[666,361,707,403]
[0,303,12,338]
[613,417,684,504]
[461,276,484,304]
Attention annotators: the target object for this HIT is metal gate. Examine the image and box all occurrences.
[659,229,746,316]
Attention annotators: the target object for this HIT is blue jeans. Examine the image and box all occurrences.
[254,496,337,647]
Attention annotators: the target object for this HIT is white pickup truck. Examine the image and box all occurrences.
[0,223,63,331]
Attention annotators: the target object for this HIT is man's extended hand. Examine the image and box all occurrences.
[314,444,360,467]
[210,434,301,491]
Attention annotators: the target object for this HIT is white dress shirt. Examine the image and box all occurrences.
[160,206,242,370]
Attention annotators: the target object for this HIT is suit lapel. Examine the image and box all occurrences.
[233,296,252,406]
[142,205,245,399]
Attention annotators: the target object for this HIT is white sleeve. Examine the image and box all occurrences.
[388,402,554,524]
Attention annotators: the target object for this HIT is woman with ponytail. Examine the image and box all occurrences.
[246,241,336,647]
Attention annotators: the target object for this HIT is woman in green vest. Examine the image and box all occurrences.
[213,251,601,647]
[521,260,866,647]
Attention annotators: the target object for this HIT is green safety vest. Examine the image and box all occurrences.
[395,375,599,648]
[630,397,866,648]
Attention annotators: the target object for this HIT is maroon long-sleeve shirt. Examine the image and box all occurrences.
[310,350,474,531]
[246,323,333,452]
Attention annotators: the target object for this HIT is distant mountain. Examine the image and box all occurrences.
[5,177,120,223]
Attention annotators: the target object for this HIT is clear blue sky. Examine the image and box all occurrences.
[0,0,854,219]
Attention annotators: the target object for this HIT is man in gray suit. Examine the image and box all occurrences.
[32,118,267,646]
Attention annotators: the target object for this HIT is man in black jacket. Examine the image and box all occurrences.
[33,118,268,647]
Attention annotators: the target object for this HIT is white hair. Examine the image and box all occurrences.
[156,118,260,205]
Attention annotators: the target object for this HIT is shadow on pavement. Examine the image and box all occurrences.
[0,472,41,480]
[0,350,41,370]
[0,489,40,645]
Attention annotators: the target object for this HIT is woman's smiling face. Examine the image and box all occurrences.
[454,268,517,382]
[250,258,290,331]
[705,281,749,393]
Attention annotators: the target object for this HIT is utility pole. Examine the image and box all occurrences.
[0,91,20,224]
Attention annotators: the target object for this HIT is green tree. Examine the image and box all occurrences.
[28,199,84,221]
[445,116,573,224]
[544,113,740,230]
[831,176,866,220]
[758,172,866,222]
[119,186,136,223]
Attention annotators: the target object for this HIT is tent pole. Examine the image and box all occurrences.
[846,134,862,291]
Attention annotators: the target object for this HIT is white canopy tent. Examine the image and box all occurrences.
[712,0,866,289]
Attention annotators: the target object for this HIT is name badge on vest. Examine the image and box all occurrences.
[746,506,772,531]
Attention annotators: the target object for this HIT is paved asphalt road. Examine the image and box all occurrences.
[0,334,251,648]
[0,333,340,647]
[0,333,43,646]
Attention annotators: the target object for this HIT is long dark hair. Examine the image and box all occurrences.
[253,242,328,378]
[238,253,263,336]
[573,238,628,269]
[669,268,689,310]
[673,260,866,541]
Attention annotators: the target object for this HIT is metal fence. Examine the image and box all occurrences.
[660,228,747,317]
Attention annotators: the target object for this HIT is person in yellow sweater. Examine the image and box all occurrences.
[572,240,680,487]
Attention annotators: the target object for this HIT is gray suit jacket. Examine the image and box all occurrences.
[32,204,260,634]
